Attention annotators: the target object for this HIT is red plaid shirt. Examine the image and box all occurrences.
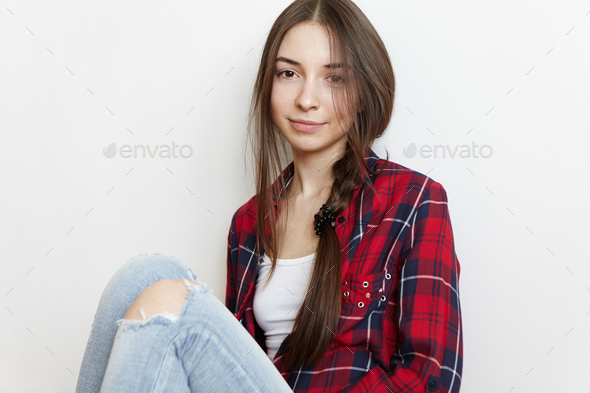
[225,146,463,392]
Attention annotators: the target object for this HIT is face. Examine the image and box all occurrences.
[270,22,357,159]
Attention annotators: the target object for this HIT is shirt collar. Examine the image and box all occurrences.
[271,146,380,208]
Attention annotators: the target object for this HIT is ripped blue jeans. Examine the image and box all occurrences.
[75,253,293,393]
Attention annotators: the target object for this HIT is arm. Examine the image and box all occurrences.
[342,182,463,393]
[225,210,239,315]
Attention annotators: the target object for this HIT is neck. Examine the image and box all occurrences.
[287,143,346,202]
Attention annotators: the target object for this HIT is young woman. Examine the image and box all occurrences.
[76,1,463,392]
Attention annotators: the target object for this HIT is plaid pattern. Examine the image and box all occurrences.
[225,146,463,392]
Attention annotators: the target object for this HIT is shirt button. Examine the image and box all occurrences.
[380,295,386,301]
[385,273,391,280]
[344,291,350,297]
[358,301,364,307]
[427,381,437,391]
[365,293,370,298]
[338,217,345,223]
[378,288,383,292]
[362,281,369,288]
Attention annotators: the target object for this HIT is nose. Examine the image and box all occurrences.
[294,78,321,111]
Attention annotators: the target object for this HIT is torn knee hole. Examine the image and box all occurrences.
[117,278,210,332]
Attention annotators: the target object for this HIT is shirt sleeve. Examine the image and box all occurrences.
[342,181,463,393]
[225,210,239,315]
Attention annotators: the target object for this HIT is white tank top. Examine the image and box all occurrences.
[253,251,316,361]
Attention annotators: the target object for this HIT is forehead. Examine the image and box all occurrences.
[277,22,343,66]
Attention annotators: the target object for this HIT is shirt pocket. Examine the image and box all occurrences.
[341,269,388,319]
[333,269,391,349]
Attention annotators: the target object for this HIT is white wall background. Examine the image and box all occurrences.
[1,0,589,392]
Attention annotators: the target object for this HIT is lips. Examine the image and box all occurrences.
[289,119,325,132]
[290,119,324,125]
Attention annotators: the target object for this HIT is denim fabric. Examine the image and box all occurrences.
[75,253,292,393]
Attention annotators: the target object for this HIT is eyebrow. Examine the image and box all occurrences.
[276,56,346,69]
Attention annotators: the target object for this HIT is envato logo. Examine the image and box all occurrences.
[103,142,193,158]
[403,142,493,158]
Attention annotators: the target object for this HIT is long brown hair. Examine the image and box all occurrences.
[243,0,395,373]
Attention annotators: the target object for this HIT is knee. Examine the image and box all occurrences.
[122,253,188,278]
[123,279,200,321]
[109,253,197,290]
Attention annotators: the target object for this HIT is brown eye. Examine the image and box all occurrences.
[278,70,295,78]
[329,74,344,83]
